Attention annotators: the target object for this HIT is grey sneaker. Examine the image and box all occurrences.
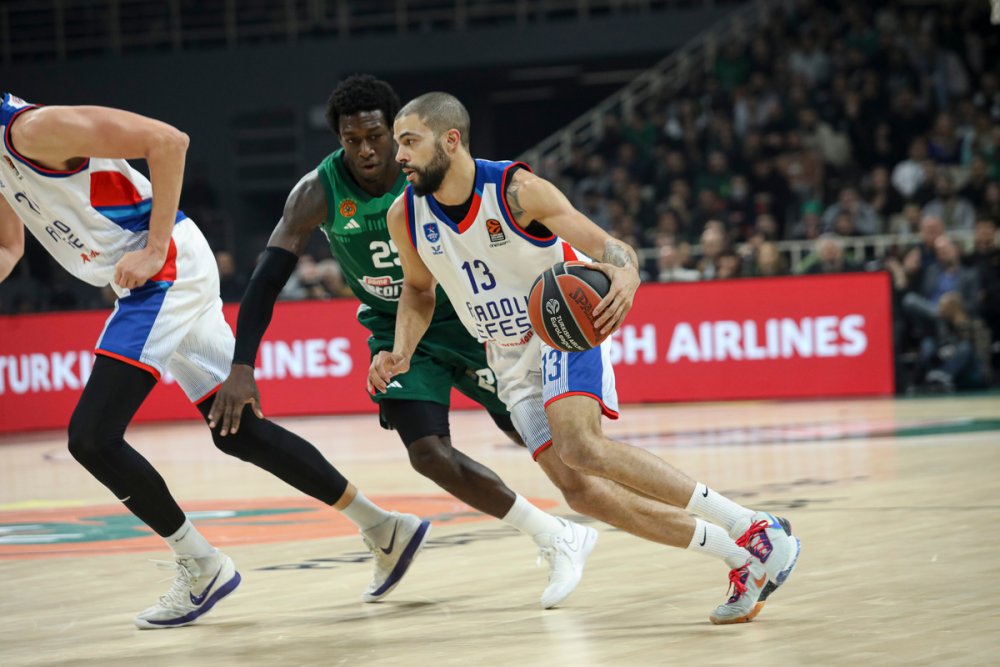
[708,556,769,625]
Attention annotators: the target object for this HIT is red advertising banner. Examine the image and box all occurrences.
[0,273,893,434]
[607,272,894,402]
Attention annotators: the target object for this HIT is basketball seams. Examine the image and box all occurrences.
[555,274,600,349]
[528,261,612,352]
[547,266,587,352]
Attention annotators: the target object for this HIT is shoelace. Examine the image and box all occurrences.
[536,546,557,581]
[735,519,769,552]
[148,558,198,607]
[725,564,750,603]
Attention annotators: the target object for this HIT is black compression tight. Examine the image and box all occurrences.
[68,355,187,537]
[67,356,352,540]
[196,397,349,506]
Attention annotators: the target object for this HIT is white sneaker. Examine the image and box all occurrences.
[133,551,241,629]
[361,512,431,602]
[709,556,768,625]
[536,518,598,609]
[730,511,801,586]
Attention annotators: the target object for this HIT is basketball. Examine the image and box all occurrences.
[527,260,612,352]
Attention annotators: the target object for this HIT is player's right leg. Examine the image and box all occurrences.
[68,355,239,629]
[538,340,800,623]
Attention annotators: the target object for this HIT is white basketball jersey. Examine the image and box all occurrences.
[404,159,581,345]
[0,92,186,287]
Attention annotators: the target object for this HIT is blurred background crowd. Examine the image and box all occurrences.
[1,0,997,394]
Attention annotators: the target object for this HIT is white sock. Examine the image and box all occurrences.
[687,518,750,570]
[502,494,564,540]
[341,491,392,533]
[685,482,754,533]
[165,519,215,560]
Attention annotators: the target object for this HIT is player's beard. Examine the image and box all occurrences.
[410,143,451,197]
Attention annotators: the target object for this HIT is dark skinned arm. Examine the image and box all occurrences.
[207,170,327,435]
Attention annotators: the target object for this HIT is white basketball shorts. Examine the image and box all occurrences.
[486,332,618,460]
[95,217,234,402]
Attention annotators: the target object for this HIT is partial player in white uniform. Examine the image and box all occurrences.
[370,93,802,624]
[0,93,430,628]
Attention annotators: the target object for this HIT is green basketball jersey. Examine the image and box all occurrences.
[316,149,453,317]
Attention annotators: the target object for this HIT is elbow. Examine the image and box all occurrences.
[168,129,190,153]
[150,127,190,158]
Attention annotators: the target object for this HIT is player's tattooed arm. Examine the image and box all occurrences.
[506,177,527,223]
[508,168,639,335]
[602,238,639,271]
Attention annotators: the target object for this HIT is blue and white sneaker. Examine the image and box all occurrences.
[361,512,431,603]
[134,551,241,629]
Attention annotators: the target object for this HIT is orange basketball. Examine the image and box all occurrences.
[527,261,612,352]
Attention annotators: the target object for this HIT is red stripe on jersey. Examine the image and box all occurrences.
[455,192,481,234]
[562,242,578,261]
[90,171,145,207]
[149,238,178,282]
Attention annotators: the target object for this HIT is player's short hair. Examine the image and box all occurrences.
[397,92,471,147]
[325,74,400,135]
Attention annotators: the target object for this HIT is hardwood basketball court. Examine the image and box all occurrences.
[1,395,998,666]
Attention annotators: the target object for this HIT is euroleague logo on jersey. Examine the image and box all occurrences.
[486,218,509,247]
[339,199,357,218]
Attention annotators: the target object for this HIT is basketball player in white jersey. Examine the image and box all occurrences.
[0,93,430,628]
[370,93,802,624]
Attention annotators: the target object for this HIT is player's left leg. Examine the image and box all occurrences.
[172,225,427,603]
[177,361,429,603]
[379,397,589,608]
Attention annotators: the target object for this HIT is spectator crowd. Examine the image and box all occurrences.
[537,0,1000,392]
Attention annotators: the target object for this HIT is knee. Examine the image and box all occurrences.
[557,476,607,517]
[552,435,608,476]
[67,411,110,463]
[407,438,457,482]
[208,417,261,460]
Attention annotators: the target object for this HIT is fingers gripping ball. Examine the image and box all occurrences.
[528,261,611,352]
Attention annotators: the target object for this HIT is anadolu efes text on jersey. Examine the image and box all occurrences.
[0,92,187,288]
[403,160,581,345]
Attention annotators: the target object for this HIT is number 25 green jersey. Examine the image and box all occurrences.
[316,149,453,318]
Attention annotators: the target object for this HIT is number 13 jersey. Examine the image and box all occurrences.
[404,159,577,345]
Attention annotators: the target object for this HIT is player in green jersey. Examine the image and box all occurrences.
[210,75,595,609]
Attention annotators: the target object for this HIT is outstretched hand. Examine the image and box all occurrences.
[207,363,263,436]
